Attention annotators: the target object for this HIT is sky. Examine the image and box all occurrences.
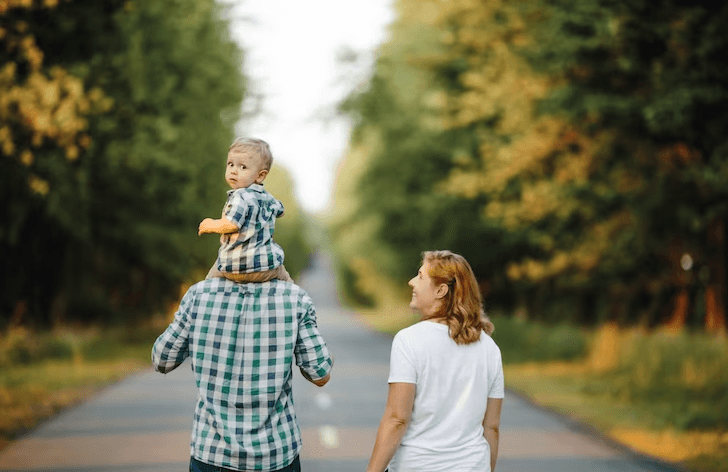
[223,0,396,214]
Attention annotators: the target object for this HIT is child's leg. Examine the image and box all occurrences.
[206,265,225,279]
[273,264,293,282]
[223,268,280,283]
[222,265,293,283]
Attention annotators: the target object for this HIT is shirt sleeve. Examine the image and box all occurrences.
[294,295,332,381]
[274,198,284,218]
[151,288,192,373]
[224,190,255,232]
[388,330,417,384]
[488,347,505,399]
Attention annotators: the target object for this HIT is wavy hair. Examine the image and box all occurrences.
[424,250,494,344]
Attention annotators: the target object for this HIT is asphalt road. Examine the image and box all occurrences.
[0,254,687,472]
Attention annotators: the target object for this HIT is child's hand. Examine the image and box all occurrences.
[198,218,216,235]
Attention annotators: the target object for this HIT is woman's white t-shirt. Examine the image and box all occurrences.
[387,321,504,472]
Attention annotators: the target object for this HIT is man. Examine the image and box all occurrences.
[152,276,333,472]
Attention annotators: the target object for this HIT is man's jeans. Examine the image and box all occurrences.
[190,456,301,472]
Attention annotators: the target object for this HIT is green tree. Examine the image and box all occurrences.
[1,0,245,327]
[521,0,728,329]
[333,0,728,331]
[264,165,314,280]
[331,0,522,310]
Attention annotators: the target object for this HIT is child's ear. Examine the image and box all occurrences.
[255,169,268,184]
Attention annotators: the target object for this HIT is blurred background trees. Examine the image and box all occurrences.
[3,0,726,334]
[0,0,311,328]
[332,0,728,332]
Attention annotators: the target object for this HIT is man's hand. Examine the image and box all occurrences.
[300,367,331,387]
[198,218,217,235]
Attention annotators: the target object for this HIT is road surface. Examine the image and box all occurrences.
[0,254,686,471]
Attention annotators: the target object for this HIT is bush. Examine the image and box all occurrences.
[491,315,589,363]
[0,328,76,365]
[583,328,728,430]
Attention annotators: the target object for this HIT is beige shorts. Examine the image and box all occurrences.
[205,264,293,283]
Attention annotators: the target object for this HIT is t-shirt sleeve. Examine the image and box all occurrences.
[488,347,505,399]
[388,330,417,384]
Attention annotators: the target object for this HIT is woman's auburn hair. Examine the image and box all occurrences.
[424,250,495,345]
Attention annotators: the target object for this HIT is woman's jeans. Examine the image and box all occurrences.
[190,455,301,472]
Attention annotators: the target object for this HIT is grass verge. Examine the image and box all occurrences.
[506,362,728,472]
[0,325,161,452]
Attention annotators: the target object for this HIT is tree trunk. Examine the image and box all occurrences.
[705,218,727,335]
[665,287,689,333]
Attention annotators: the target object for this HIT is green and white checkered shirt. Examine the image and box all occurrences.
[152,277,332,471]
[216,184,285,274]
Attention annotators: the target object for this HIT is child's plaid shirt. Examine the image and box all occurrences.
[152,277,333,471]
[217,184,285,274]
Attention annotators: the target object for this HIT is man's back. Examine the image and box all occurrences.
[153,277,332,471]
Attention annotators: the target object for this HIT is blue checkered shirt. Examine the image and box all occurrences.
[216,184,285,274]
[152,277,333,471]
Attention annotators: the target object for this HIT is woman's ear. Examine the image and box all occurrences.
[435,283,449,300]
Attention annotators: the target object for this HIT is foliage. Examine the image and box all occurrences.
[330,2,524,309]
[583,329,728,430]
[492,315,589,363]
[331,0,728,328]
[1,0,245,326]
[263,165,314,280]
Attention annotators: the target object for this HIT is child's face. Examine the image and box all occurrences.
[225,150,268,190]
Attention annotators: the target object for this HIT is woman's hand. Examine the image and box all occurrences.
[483,397,503,472]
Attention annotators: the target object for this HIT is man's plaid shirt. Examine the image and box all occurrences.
[217,184,285,274]
[152,277,333,471]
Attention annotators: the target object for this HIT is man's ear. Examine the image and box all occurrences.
[255,169,269,184]
[435,283,449,300]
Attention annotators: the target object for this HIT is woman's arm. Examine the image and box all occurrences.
[366,382,416,472]
[483,397,503,472]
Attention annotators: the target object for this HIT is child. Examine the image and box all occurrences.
[199,138,292,283]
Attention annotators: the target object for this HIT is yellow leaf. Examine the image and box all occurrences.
[65,145,78,161]
[20,150,33,166]
[28,175,49,196]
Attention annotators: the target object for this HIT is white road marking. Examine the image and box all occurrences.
[318,425,340,449]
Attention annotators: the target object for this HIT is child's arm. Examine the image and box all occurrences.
[198,217,238,235]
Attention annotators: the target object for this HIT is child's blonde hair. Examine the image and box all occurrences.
[229,138,274,171]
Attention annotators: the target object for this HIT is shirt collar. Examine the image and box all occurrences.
[228,183,264,196]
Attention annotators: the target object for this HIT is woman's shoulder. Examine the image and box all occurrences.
[394,321,448,344]
[478,331,503,355]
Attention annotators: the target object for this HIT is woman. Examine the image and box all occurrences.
[366,250,504,472]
